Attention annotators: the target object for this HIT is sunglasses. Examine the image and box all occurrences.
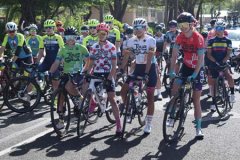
[105,21,112,24]
[98,31,107,36]
[89,26,96,29]
[169,25,177,28]
[178,22,189,28]
[81,30,89,32]
[8,31,16,33]
[156,29,162,32]
[133,25,145,30]
[65,35,76,41]
[215,26,225,31]
[30,29,37,32]
[45,27,54,30]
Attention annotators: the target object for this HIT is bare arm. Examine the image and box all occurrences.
[49,60,61,73]
[36,49,44,63]
[145,50,155,74]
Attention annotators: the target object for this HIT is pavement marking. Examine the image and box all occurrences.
[0,128,53,157]
[0,118,50,144]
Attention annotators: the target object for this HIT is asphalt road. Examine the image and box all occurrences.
[0,82,240,160]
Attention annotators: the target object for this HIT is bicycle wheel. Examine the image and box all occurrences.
[42,80,53,105]
[105,100,116,124]
[214,78,228,117]
[3,77,41,113]
[162,65,171,96]
[162,95,183,142]
[227,88,234,110]
[122,91,133,137]
[77,89,99,137]
[138,90,148,126]
[50,88,71,137]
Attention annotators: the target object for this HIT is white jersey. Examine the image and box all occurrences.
[126,35,157,64]
[76,35,84,44]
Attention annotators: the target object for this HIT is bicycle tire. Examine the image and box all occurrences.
[214,78,228,117]
[105,100,116,124]
[4,76,41,113]
[50,88,71,137]
[162,95,183,142]
[138,90,148,126]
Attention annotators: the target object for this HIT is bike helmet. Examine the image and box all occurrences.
[104,15,114,22]
[44,19,56,27]
[96,23,110,32]
[123,23,129,30]
[125,26,133,34]
[88,19,99,27]
[133,18,147,27]
[64,26,78,35]
[80,25,89,31]
[168,20,177,27]
[177,12,195,23]
[28,24,38,30]
[155,25,163,30]
[201,31,208,38]
[6,22,18,31]
[215,20,225,27]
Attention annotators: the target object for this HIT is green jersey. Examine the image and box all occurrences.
[56,43,89,73]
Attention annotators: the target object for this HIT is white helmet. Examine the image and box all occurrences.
[28,24,38,30]
[133,18,147,27]
[6,22,18,31]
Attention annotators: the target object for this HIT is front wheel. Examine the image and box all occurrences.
[3,77,41,113]
[138,91,148,126]
[50,88,71,137]
[105,100,116,124]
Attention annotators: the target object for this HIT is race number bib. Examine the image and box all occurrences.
[136,54,147,64]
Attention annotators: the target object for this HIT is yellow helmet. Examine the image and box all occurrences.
[44,19,56,27]
[88,19,99,27]
[104,15,114,22]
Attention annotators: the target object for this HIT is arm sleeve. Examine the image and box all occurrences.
[115,29,121,42]
[197,35,205,55]
[148,38,156,52]
[111,46,117,60]
[38,36,44,49]
[89,47,95,60]
[2,34,8,47]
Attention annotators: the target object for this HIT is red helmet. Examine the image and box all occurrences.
[96,23,109,32]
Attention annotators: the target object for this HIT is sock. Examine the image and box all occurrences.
[195,118,202,129]
[230,87,234,95]
[157,89,161,94]
[145,115,153,125]
[209,85,213,96]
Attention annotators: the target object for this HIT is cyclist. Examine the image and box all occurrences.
[207,20,235,112]
[36,19,64,89]
[86,23,122,136]
[103,15,121,57]
[120,18,157,134]
[169,12,205,138]
[26,24,44,63]
[49,26,89,128]
[76,25,89,44]
[0,22,33,67]
[55,20,65,37]
[154,24,165,100]
[208,19,228,40]
[82,19,99,51]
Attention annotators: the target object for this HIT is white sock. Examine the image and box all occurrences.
[157,89,161,95]
[145,115,153,125]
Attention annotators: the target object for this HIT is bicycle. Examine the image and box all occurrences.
[162,76,193,143]
[121,75,148,138]
[77,74,117,137]
[3,63,53,113]
[212,64,233,117]
[50,72,84,137]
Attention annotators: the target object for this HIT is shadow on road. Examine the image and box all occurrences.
[142,138,198,160]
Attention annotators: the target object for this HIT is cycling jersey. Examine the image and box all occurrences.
[42,34,64,63]
[164,30,179,48]
[175,31,205,69]
[26,35,44,57]
[2,33,32,58]
[89,41,117,73]
[154,34,165,52]
[56,44,89,73]
[126,35,157,64]
[207,36,232,62]
[82,35,98,51]
[107,28,121,44]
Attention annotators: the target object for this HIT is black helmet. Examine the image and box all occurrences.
[123,23,129,30]
[210,19,217,25]
[169,20,177,26]
[125,26,133,34]
[155,25,163,30]
[201,31,208,38]
[64,26,78,35]
[80,25,89,31]
[177,12,195,23]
